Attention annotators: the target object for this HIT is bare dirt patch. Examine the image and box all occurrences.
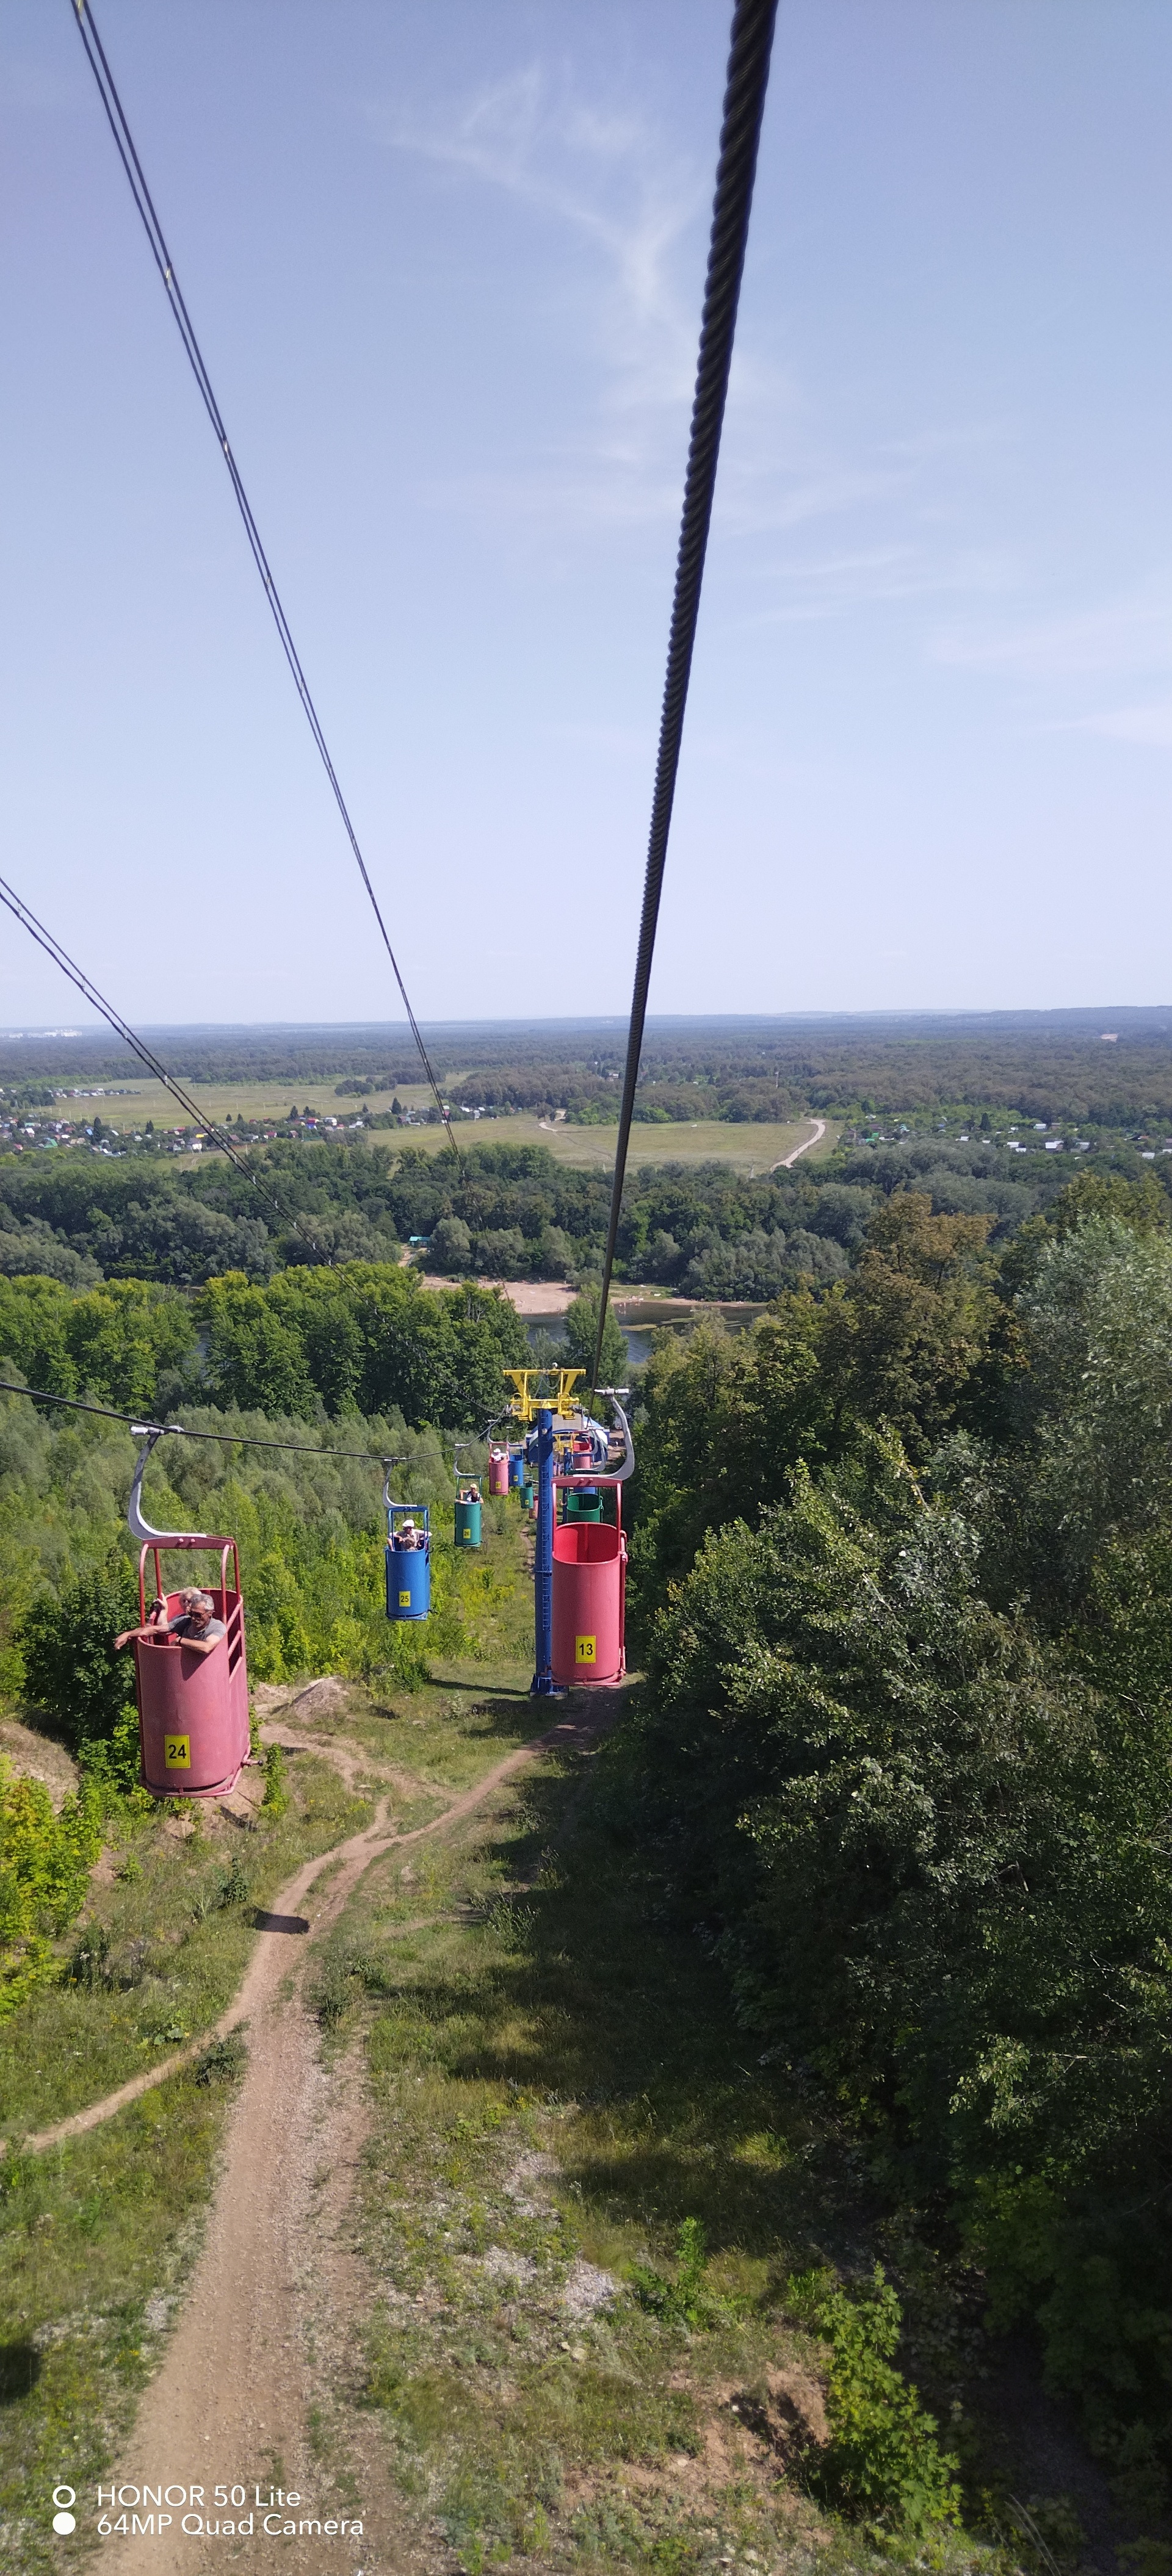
[289,1675,350,1720]
[0,1716,79,1806]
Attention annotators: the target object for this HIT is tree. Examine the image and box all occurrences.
[0,1758,103,2019]
[200,1277,316,1417]
[197,1261,527,1429]
[981,1218,1172,1611]
[473,1227,527,1278]
[429,1216,472,1272]
[64,1279,196,1412]
[636,1406,1172,2475]
[562,1288,628,1391]
[819,1191,996,1457]
[21,1557,139,1756]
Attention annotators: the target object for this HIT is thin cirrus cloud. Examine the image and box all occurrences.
[377,65,704,411]
[742,541,1017,626]
[369,62,761,545]
[928,582,1172,750]
[1087,702,1172,749]
[374,58,1010,610]
[933,584,1172,683]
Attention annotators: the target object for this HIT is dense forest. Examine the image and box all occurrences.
[9,1006,1172,1124]
[0,1265,526,1427]
[1,1128,1168,1301]
[618,1170,1172,2513]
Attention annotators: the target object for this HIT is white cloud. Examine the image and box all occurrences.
[934,582,1172,682]
[372,65,1035,631]
[378,64,704,412]
[741,541,1016,624]
[1083,701,1172,748]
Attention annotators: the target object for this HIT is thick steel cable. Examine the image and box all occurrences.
[589,0,778,1396]
[0,1376,399,1465]
[68,0,462,1174]
[0,868,325,1258]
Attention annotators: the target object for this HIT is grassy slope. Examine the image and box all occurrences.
[0,1759,369,2138]
[304,1711,1013,2576]
[0,1512,537,2570]
[1,1507,1094,2576]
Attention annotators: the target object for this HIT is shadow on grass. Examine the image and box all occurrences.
[373,1690,538,1754]
[364,1732,850,2275]
[429,1674,532,1702]
[0,2341,40,2405]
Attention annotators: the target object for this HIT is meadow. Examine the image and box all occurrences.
[57,1077,837,1177]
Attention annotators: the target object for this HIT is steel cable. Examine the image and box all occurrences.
[67,0,461,1172]
[589,0,778,1396]
[0,1375,405,1466]
[0,868,327,1259]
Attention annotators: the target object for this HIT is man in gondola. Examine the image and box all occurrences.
[115,1586,225,1658]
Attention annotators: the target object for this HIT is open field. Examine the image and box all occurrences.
[57,1078,839,1174]
[57,1075,405,1130]
[399,1113,839,1172]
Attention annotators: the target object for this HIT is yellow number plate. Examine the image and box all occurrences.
[164,1734,190,1770]
[399,1590,411,1609]
[575,1635,596,1665]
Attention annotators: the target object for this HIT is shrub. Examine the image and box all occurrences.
[194,2031,247,2086]
[20,1557,139,1755]
[0,1758,103,2019]
[261,1742,289,1819]
[792,2267,961,2536]
[631,2217,727,2329]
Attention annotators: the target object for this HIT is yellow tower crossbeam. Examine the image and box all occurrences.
[502,1366,586,1426]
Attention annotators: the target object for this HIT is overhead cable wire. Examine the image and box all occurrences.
[589,0,778,1398]
[67,0,462,1174]
[0,1376,403,1465]
[0,868,324,1257]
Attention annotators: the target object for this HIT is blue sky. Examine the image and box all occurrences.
[3,1,1172,1025]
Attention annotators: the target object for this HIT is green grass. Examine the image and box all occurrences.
[0,1758,370,2139]
[0,1515,548,2569]
[0,2040,246,2576]
[361,1667,537,1790]
[301,1709,1002,2576]
[347,1113,840,1176]
[82,1080,839,1177]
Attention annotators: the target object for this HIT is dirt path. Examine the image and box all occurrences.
[771,1115,827,1169]
[87,1698,617,2572]
[21,1706,599,2159]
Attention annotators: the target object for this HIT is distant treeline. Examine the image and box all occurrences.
[447,1064,803,1124]
[9,1011,1172,1127]
[0,1135,1165,1303]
